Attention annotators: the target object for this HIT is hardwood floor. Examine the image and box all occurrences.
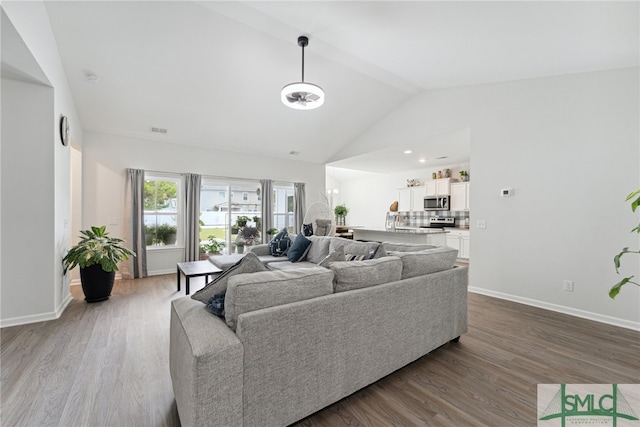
[1,274,638,427]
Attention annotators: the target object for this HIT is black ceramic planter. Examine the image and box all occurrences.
[80,264,115,303]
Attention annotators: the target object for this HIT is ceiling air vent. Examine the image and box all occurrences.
[151,127,167,134]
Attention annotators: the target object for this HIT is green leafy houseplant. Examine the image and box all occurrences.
[334,205,348,217]
[609,189,640,299]
[63,226,136,273]
[63,226,136,302]
[200,236,225,255]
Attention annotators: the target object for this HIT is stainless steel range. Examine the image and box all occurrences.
[421,216,456,229]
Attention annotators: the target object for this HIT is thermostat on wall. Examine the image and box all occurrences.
[501,188,514,197]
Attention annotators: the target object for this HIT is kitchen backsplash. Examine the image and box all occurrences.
[395,210,470,228]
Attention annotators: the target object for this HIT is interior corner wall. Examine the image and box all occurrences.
[1,1,84,327]
[82,132,326,275]
[1,78,56,323]
[335,68,640,329]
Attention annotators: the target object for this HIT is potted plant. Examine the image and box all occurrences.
[334,205,348,226]
[199,236,226,259]
[62,226,136,302]
[609,189,640,298]
[460,170,469,182]
[240,226,260,246]
[266,227,279,242]
[156,223,177,245]
[235,239,246,254]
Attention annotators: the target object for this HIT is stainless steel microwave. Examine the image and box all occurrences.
[424,196,450,211]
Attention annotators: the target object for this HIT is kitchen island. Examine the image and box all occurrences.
[352,227,447,246]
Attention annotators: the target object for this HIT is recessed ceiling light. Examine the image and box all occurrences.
[419,159,426,163]
[404,150,412,154]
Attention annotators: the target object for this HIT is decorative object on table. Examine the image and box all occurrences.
[281,35,325,110]
[432,172,437,179]
[406,179,414,187]
[235,239,245,254]
[460,170,469,182]
[609,189,640,299]
[444,169,451,178]
[437,170,442,179]
[389,201,398,212]
[62,225,136,302]
[334,204,348,226]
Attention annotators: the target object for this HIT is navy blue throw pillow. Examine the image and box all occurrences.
[287,234,312,262]
[269,229,291,257]
[206,292,225,317]
[302,223,314,236]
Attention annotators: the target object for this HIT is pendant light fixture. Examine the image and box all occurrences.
[281,36,325,110]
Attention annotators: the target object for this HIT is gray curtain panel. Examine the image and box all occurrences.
[123,168,147,279]
[260,179,273,239]
[294,182,306,234]
[184,173,202,262]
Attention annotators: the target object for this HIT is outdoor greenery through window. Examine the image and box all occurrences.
[144,177,180,247]
[200,181,262,256]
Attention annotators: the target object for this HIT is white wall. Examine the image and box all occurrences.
[330,68,640,329]
[1,2,84,327]
[83,131,326,275]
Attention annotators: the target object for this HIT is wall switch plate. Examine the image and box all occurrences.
[476,219,486,229]
[563,280,574,292]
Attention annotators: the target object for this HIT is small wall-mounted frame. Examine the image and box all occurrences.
[60,115,70,146]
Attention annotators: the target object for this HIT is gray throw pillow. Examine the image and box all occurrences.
[191,252,267,303]
[306,236,332,263]
[318,245,345,268]
[315,219,332,236]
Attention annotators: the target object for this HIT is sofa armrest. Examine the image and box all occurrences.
[249,244,271,256]
[170,297,243,427]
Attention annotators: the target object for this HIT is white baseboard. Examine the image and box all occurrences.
[468,286,640,331]
[0,292,73,328]
[148,269,175,276]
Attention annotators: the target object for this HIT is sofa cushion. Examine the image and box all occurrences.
[317,245,345,268]
[225,267,334,331]
[329,256,402,293]
[268,261,317,270]
[191,252,267,303]
[306,236,332,263]
[314,219,332,236]
[395,246,458,279]
[269,229,291,256]
[382,242,437,253]
[287,234,312,262]
[330,238,379,256]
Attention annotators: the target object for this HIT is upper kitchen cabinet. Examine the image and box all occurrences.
[398,186,426,211]
[450,182,470,211]
[425,178,451,196]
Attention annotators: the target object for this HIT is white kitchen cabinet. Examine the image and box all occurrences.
[445,229,470,259]
[397,186,426,211]
[425,178,451,196]
[450,182,470,211]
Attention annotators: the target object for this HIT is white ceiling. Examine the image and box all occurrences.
[43,1,638,171]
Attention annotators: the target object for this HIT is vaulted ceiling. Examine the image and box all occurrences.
[43,1,638,170]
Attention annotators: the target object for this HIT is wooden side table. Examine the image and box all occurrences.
[177,261,222,295]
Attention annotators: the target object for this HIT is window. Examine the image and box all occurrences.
[273,184,294,233]
[243,192,248,201]
[218,191,225,199]
[144,177,180,247]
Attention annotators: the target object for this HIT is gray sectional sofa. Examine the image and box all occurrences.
[170,236,468,427]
